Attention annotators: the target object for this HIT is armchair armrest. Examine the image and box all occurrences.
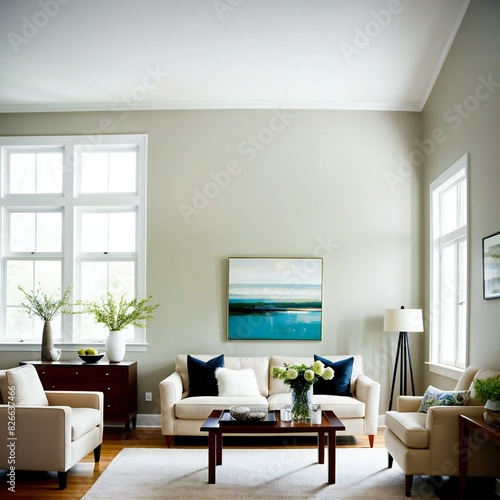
[355,374,381,435]
[0,405,72,471]
[396,395,422,412]
[46,391,103,410]
[159,372,184,436]
[426,405,486,475]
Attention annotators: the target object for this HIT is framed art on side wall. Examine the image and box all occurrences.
[483,231,500,300]
[227,257,323,340]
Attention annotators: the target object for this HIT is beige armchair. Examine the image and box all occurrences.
[385,366,500,497]
[0,366,103,490]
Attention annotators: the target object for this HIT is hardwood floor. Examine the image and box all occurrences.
[0,427,497,499]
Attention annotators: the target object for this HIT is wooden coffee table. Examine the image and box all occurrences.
[200,409,345,484]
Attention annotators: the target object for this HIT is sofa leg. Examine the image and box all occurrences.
[405,474,413,497]
[165,435,174,448]
[58,471,67,490]
[388,452,393,468]
[94,444,102,462]
[368,434,374,447]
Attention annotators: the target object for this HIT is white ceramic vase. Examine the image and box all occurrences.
[105,330,126,362]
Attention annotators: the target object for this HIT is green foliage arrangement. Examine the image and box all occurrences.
[473,376,500,402]
[18,284,74,321]
[79,292,159,331]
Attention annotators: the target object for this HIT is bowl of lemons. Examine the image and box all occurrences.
[78,348,104,363]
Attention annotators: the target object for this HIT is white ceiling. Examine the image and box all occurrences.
[0,0,470,113]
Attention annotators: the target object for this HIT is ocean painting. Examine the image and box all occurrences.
[227,257,323,340]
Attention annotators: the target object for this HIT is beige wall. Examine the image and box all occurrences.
[422,0,500,390]
[0,108,422,415]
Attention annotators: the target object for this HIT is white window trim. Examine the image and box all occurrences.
[0,134,148,350]
[428,153,469,378]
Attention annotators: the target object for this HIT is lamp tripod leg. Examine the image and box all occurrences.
[388,332,403,411]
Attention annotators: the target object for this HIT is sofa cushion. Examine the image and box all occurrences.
[71,407,101,440]
[6,364,49,406]
[385,411,428,448]
[175,395,268,419]
[313,355,354,397]
[187,354,224,397]
[267,393,365,419]
[215,367,260,397]
[418,385,470,413]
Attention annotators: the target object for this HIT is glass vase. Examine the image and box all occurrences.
[291,385,313,421]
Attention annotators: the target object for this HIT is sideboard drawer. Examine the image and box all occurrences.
[36,365,123,382]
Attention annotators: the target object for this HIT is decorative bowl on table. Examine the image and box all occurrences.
[229,406,250,420]
[247,408,268,421]
[78,353,104,363]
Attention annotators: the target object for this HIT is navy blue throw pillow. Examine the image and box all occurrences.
[313,355,354,397]
[187,354,225,397]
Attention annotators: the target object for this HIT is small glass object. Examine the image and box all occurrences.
[311,404,322,424]
[280,406,292,422]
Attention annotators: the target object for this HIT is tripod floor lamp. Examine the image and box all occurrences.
[384,306,424,411]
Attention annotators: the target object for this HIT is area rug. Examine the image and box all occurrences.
[82,447,438,499]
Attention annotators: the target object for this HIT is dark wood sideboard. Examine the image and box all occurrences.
[21,360,137,431]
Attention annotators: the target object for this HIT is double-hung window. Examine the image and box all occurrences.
[429,154,468,376]
[0,134,147,349]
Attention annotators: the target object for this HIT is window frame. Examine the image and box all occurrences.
[428,153,469,379]
[0,134,148,352]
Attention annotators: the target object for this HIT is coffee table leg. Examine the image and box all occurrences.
[327,430,336,484]
[216,432,222,465]
[318,431,325,464]
[208,430,216,484]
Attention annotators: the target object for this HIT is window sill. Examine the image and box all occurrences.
[0,343,148,352]
[426,361,464,381]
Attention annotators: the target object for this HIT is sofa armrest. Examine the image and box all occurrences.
[396,395,422,412]
[159,372,184,436]
[355,374,381,435]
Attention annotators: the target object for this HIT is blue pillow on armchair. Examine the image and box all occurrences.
[187,354,225,397]
[313,355,354,397]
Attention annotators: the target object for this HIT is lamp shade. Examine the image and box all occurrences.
[383,308,424,333]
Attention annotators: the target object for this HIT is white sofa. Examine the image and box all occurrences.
[159,354,380,447]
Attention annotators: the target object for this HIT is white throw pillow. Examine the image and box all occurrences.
[6,364,49,406]
[215,367,261,397]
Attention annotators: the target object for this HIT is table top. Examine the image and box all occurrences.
[21,360,136,366]
[460,414,500,440]
[201,409,345,433]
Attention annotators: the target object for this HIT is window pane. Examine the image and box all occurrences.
[80,261,135,299]
[457,240,467,367]
[5,260,62,341]
[9,153,35,193]
[80,212,136,252]
[109,213,136,252]
[10,213,35,251]
[441,184,458,234]
[37,152,63,193]
[81,213,108,252]
[441,244,457,364]
[9,212,62,252]
[109,151,137,192]
[80,152,108,193]
[9,152,62,194]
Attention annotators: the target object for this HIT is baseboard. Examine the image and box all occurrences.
[137,414,162,427]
